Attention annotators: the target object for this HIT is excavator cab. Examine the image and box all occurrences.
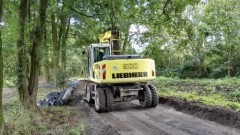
[87,44,111,79]
[94,47,110,62]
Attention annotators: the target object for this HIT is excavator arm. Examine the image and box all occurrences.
[99,29,121,55]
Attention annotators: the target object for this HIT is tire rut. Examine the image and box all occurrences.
[98,101,240,135]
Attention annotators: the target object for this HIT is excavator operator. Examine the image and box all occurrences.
[99,48,104,61]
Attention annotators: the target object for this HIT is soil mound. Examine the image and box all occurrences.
[159,96,240,129]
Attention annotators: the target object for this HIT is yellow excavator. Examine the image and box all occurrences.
[84,28,158,112]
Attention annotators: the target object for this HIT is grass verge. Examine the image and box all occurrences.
[3,88,85,135]
[156,77,240,111]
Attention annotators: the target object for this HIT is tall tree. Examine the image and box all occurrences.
[59,0,70,87]
[17,0,29,108]
[17,0,48,109]
[28,0,48,107]
[0,0,4,132]
[51,10,59,86]
[43,25,50,82]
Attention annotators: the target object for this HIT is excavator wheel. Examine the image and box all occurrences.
[95,88,106,113]
[139,85,152,108]
[148,84,159,107]
[105,88,114,112]
[86,84,94,103]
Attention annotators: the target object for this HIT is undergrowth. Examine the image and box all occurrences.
[3,88,85,135]
[156,77,240,111]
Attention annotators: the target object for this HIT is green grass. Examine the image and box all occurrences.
[3,88,86,135]
[156,76,240,111]
[65,123,86,135]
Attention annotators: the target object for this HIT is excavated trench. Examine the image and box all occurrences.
[158,96,240,129]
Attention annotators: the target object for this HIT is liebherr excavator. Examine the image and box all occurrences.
[84,29,158,112]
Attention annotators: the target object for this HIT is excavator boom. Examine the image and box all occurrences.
[99,29,121,55]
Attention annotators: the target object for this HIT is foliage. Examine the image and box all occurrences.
[142,0,240,78]
[156,77,240,111]
[1,0,240,86]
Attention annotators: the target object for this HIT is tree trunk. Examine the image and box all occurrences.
[28,0,48,109]
[43,24,50,82]
[0,0,4,132]
[122,31,129,54]
[61,17,70,72]
[60,15,66,84]
[17,0,30,107]
[58,1,69,88]
[60,17,70,87]
[51,13,59,86]
[227,32,233,77]
[227,52,232,77]
[17,0,48,110]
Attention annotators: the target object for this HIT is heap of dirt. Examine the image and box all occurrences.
[159,96,240,129]
[67,89,83,105]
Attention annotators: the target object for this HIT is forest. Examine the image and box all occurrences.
[1,0,240,134]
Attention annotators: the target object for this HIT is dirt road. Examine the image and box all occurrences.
[93,101,240,135]
[44,80,240,135]
[68,80,240,135]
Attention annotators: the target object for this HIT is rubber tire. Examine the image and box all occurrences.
[95,88,106,113]
[105,88,114,112]
[148,84,159,107]
[139,85,152,108]
[86,84,94,103]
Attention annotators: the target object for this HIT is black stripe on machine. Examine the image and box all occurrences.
[112,72,148,79]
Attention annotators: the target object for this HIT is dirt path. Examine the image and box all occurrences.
[69,80,240,135]
[3,88,15,97]
[3,81,240,135]
[75,100,119,135]
[87,101,240,135]
[76,91,240,135]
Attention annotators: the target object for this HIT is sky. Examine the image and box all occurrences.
[129,24,148,53]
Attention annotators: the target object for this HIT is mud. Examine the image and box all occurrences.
[159,96,240,129]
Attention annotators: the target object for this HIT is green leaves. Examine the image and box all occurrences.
[2,0,240,83]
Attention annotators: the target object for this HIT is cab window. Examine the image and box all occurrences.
[94,47,110,62]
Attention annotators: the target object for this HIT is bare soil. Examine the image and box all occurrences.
[98,101,240,135]
[158,96,240,129]
[75,100,119,135]
[70,89,119,135]
[3,88,16,97]
[3,80,240,135]
[73,80,240,135]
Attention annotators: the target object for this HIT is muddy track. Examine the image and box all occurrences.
[74,81,240,135]
[97,101,240,135]
[78,92,240,135]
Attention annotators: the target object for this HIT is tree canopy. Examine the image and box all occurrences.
[1,0,240,92]
[0,0,240,134]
